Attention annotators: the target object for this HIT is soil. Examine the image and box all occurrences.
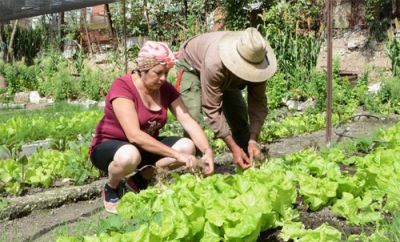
[0,114,398,242]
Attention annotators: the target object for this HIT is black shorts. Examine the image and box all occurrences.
[90,136,182,173]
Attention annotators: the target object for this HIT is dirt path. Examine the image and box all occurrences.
[0,114,398,242]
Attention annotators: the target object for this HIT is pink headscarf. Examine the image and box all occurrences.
[134,41,176,71]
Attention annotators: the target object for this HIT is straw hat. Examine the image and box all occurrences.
[219,27,277,82]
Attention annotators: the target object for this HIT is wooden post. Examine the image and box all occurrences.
[326,0,333,146]
[0,24,4,61]
[122,0,127,73]
[60,12,65,51]
[105,4,117,48]
[7,20,18,63]
[81,8,93,55]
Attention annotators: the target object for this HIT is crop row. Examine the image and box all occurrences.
[57,122,400,241]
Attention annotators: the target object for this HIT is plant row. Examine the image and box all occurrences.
[0,140,98,195]
[56,121,400,241]
[0,110,102,148]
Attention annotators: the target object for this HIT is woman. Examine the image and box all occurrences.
[89,41,214,214]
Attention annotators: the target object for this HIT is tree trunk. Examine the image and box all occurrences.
[143,0,151,34]
[105,4,117,49]
[392,0,400,19]
[59,12,65,51]
[7,20,18,63]
[183,0,188,25]
[0,24,4,61]
[81,8,93,55]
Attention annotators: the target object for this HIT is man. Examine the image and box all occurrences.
[176,27,277,169]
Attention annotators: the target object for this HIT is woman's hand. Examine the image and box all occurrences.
[201,148,214,175]
[175,152,197,168]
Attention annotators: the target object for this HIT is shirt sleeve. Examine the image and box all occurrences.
[200,63,232,139]
[107,78,134,104]
[163,82,180,105]
[247,81,268,139]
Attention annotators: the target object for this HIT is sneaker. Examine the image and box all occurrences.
[126,173,149,193]
[101,183,120,214]
[116,180,127,198]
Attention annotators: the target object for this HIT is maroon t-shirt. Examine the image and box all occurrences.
[89,74,180,154]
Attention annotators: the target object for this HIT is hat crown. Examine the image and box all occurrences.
[236,28,266,64]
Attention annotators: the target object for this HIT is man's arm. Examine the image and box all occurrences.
[200,64,251,169]
[247,81,268,161]
[247,81,268,141]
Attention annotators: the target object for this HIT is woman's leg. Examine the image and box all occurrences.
[108,144,141,188]
[155,137,196,170]
[91,140,142,213]
[126,136,195,193]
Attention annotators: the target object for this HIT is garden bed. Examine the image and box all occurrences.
[0,113,397,242]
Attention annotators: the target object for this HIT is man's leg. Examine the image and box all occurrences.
[222,90,250,151]
[176,61,202,123]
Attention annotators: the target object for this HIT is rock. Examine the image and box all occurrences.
[283,98,315,111]
[0,103,26,110]
[93,53,108,64]
[47,98,55,104]
[14,92,30,104]
[298,98,316,111]
[333,0,351,29]
[82,100,98,109]
[285,100,300,110]
[0,75,6,89]
[97,100,106,108]
[368,82,381,94]
[29,91,41,104]
[347,31,368,50]
[0,149,10,159]
[21,140,51,157]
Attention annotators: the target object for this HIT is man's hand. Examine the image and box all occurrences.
[224,135,252,169]
[232,147,252,169]
[248,140,262,163]
[201,148,214,175]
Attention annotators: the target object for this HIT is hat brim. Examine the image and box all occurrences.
[218,31,278,83]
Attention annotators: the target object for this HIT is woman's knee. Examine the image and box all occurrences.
[113,144,141,169]
[173,137,195,155]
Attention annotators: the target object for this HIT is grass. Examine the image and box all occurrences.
[0,101,100,123]
[383,213,400,241]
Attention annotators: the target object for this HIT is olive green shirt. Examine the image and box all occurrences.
[179,31,268,139]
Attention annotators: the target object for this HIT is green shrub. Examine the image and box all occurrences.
[80,67,115,101]
[387,38,400,77]
[53,63,81,100]
[267,72,287,109]
[0,61,39,93]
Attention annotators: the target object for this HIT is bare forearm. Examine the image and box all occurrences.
[126,131,178,159]
[223,135,241,152]
[183,119,211,153]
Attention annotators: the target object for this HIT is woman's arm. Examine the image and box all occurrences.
[170,97,214,174]
[112,97,194,165]
[170,97,210,152]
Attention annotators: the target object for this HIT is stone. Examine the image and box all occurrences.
[29,91,41,104]
[347,31,368,50]
[97,100,106,108]
[368,82,381,94]
[82,100,98,109]
[298,98,316,111]
[21,140,51,157]
[285,100,300,111]
[333,0,351,29]
[14,92,30,104]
